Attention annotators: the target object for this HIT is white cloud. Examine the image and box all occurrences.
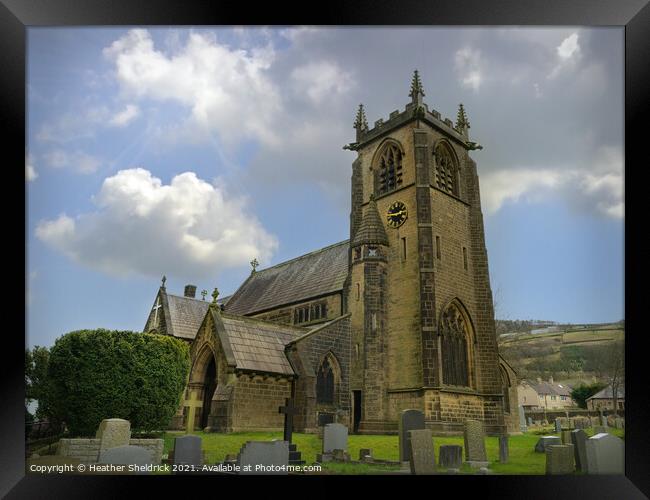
[43,149,102,174]
[454,47,483,92]
[548,33,581,79]
[26,153,38,181]
[481,146,623,219]
[290,61,355,104]
[109,104,140,127]
[37,106,111,143]
[103,29,283,148]
[35,168,278,279]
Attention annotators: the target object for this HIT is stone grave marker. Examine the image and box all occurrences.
[561,430,573,445]
[534,436,561,453]
[606,415,616,427]
[439,445,463,469]
[408,429,436,475]
[173,435,202,468]
[463,419,488,466]
[323,423,348,453]
[359,448,373,462]
[499,435,509,463]
[98,445,154,475]
[585,433,624,474]
[555,418,562,433]
[96,418,131,452]
[238,440,290,475]
[570,429,588,473]
[614,417,624,429]
[398,409,425,462]
[519,406,527,432]
[593,425,609,435]
[546,444,575,474]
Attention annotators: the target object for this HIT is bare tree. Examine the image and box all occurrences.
[588,340,625,415]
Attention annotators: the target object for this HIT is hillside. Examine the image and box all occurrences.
[497,321,624,385]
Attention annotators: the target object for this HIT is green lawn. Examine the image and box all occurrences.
[162,427,624,475]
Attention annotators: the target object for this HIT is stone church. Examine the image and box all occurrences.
[143,71,519,436]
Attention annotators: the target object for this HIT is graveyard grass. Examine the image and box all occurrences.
[161,426,624,475]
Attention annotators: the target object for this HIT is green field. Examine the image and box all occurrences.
[161,427,624,475]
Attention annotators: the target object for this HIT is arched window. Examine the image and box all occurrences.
[500,364,511,413]
[376,143,403,196]
[316,356,336,404]
[433,143,459,196]
[440,302,471,387]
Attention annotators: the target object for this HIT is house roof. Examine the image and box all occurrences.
[166,294,210,340]
[526,380,572,397]
[224,240,349,316]
[587,385,625,400]
[218,313,307,376]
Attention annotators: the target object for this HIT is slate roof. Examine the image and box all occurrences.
[219,313,307,375]
[587,385,625,400]
[166,294,210,340]
[527,380,572,397]
[224,240,350,315]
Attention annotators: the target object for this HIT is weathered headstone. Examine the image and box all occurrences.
[519,406,527,432]
[237,440,290,475]
[173,435,202,467]
[555,418,562,433]
[98,445,154,474]
[322,423,348,453]
[570,429,588,473]
[585,433,624,474]
[463,419,487,466]
[96,418,131,452]
[614,417,624,429]
[408,429,436,475]
[546,444,575,475]
[398,409,425,462]
[561,430,573,445]
[534,436,561,453]
[527,416,533,426]
[359,448,373,461]
[599,412,608,427]
[606,415,616,427]
[499,435,509,463]
[439,445,463,469]
[593,425,609,435]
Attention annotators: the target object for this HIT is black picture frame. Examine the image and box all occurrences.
[6,0,648,497]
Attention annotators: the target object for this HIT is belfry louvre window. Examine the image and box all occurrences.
[434,144,459,196]
[377,143,403,195]
[316,358,335,404]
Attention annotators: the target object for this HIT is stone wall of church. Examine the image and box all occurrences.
[288,314,352,433]
[251,293,343,328]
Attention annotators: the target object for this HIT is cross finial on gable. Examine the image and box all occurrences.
[161,275,167,288]
[409,69,425,104]
[211,287,219,304]
[250,258,259,273]
[201,289,208,301]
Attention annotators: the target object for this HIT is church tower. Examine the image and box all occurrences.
[346,71,505,435]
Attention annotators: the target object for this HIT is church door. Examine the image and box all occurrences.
[201,357,217,430]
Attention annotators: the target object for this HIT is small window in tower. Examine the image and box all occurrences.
[368,246,378,257]
[436,236,441,260]
[401,237,407,261]
[463,247,468,270]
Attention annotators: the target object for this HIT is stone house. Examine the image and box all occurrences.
[143,71,517,435]
[586,385,625,411]
[517,377,574,410]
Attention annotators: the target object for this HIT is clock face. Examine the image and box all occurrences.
[386,201,408,228]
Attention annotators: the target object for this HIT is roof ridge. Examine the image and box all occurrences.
[255,239,349,274]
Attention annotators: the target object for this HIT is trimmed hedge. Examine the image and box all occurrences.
[47,329,190,436]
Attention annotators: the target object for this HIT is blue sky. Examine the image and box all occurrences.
[26,27,624,349]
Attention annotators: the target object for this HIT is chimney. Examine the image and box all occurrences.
[184,284,197,298]
[549,376,554,384]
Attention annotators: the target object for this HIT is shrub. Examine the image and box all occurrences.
[47,329,190,436]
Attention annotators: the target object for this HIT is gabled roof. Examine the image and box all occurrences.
[218,313,308,376]
[166,294,210,340]
[587,385,625,400]
[525,379,572,397]
[224,240,349,315]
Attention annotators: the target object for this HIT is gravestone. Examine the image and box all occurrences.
[96,418,131,452]
[527,417,533,426]
[499,435,509,463]
[585,433,624,474]
[590,416,599,428]
[408,429,436,475]
[237,440,290,475]
[323,423,348,453]
[614,417,624,429]
[519,406,527,432]
[463,419,487,466]
[439,445,463,469]
[571,429,588,473]
[546,444,575,475]
[599,412,608,427]
[98,445,154,475]
[607,415,616,427]
[555,418,562,433]
[561,430,573,445]
[359,448,373,461]
[398,409,425,462]
[593,425,609,435]
[173,435,202,467]
[534,436,561,453]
